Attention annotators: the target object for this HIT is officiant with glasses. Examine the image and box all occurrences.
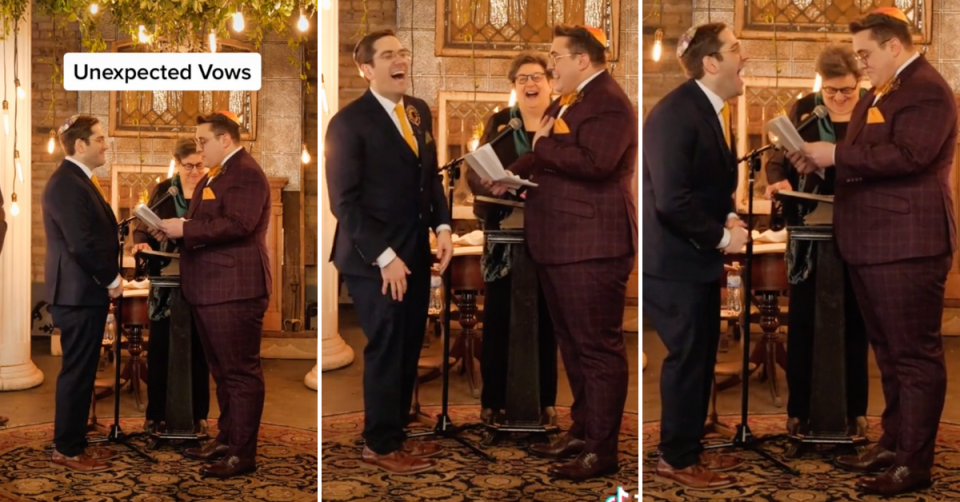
[763,44,870,438]
[465,51,559,428]
[132,138,211,436]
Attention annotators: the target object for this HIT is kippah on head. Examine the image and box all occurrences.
[58,114,81,135]
[582,25,607,48]
[215,110,242,125]
[677,25,700,59]
[872,6,909,24]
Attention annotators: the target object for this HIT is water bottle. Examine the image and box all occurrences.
[428,268,444,315]
[727,265,743,315]
[104,310,116,344]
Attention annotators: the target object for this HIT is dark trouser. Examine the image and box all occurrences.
[191,296,269,460]
[786,264,869,421]
[146,315,211,422]
[848,254,951,471]
[343,256,431,455]
[52,304,109,457]
[538,256,633,460]
[643,275,718,470]
[480,274,558,410]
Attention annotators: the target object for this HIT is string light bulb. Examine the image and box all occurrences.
[322,0,330,8]
[813,73,823,92]
[653,29,663,62]
[89,3,98,14]
[508,89,517,107]
[138,25,149,43]
[209,30,217,53]
[9,193,17,216]
[297,7,309,32]
[301,143,311,164]
[3,101,10,136]
[15,150,22,184]
[233,10,245,31]
[48,129,56,154]
[168,159,175,178]
[15,79,23,100]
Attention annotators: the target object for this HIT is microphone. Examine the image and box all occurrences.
[485,117,523,148]
[795,105,829,134]
[148,185,180,210]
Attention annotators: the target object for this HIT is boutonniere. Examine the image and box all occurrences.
[873,77,901,106]
[405,105,421,128]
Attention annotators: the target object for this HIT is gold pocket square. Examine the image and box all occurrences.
[553,118,571,134]
[867,107,885,124]
[202,187,216,200]
[425,132,434,144]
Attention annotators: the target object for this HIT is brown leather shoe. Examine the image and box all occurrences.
[529,433,585,459]
[86,446,118,461]
[655,458,737,490]
[701,452,743,472]
[199,455,257,479]
[548,452,620,480]
[183,441,229,462]
[402,439,442,458]
[856,465,933,496]
[361,446,436,474]
[51,450,112,472]
[836,444,896,473]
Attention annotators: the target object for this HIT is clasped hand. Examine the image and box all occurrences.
[786,141,836,175]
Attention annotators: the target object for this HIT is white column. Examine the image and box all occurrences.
[0,8,43,392]
[316,0,353,378]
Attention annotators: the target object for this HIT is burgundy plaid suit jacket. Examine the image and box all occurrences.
[180,148,273,306]
[509,70,638,265]
[834,55,957,266]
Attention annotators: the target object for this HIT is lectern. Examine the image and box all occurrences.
[137,250,204,450]
[477,197,560,445]
[775,191,867,455]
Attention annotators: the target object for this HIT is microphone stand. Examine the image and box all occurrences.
[403,155,493,461]
[88,216,156,463]
[703,143,796,475]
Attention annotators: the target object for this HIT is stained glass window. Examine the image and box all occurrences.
[736,0,929,42]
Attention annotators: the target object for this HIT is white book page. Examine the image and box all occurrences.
[764,116,805,153]
[133,203,163,231]
[464,144,538,187]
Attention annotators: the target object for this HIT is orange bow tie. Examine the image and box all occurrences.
[560,92,578,106]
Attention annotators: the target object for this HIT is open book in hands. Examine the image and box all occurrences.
[132,203,163,231]
[464,144,538,189]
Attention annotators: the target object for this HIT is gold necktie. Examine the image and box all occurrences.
[721,103,732,149]
[395,103,419,156]
[90,175,106,201]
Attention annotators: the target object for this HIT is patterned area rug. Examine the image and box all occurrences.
[643,414,960,501]
[322,405,640,502]
[0,418,317,501]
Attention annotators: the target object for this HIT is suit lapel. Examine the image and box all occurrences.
[66,161,116,224]
[846,91,873,144]
[362,91,418,165]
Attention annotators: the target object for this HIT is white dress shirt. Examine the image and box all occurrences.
[369,88,451,268]
[67,155,122,290]
[693,82,740,250]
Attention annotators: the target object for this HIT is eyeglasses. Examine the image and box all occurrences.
[822,86,858,96]
[549,52,581,63]
[180,163,204,171]
[194,134,223,148]
[516,73,546,84]
[377,49,412,62]
[855,39,891,64]
[711,43,742,58]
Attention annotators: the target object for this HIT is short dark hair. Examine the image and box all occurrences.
[173,138,198,163]
[354,29,396,66]
[553,25,606,65]
[850,13,913,49]
[507,51,550,83]
[816,44,862,80]
[678,23,727,80]
[196,112,240,143]
[59,115,100,156]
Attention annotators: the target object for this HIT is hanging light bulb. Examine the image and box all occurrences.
[48,129,56,154]
[508,89,517,107]
[168,159,175,178]
[90,3,99,14]
[298,7,309,32]
[138,25,149,43]
[813,73,823,92]
[4,101,10,137]
[301,143,311,164]
[15,150,23,184]
[209,30,217,53]
[322,0,331,8]
[653,29,663,62]
[9,193,18,216]
[15,79,23,100]
[233,10,245,31]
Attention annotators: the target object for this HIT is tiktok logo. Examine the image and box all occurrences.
[605,486,634,502]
